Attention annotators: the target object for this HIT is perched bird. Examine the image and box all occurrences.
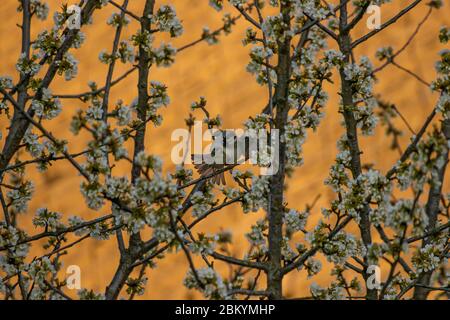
[191,131,251,185]
[192,160,228,185]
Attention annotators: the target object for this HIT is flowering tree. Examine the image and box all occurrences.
[0,0,448,300]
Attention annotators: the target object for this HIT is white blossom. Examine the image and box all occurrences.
[184,267,228,299]
[154,5,183,37]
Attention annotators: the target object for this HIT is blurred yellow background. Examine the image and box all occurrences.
[0,0,448,299]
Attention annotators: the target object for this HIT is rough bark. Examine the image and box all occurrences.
[413,118,450,299]
[105,0,155,300]
[338,0,377,300]
[267,1,291,300]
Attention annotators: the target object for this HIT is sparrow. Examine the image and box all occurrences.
[191,131,251,185]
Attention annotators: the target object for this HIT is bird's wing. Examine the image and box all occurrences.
[192,155,226,185]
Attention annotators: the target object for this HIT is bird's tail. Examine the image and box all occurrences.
[191,155,226,185]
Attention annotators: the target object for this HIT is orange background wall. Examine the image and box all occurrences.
[0,0,448,298]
